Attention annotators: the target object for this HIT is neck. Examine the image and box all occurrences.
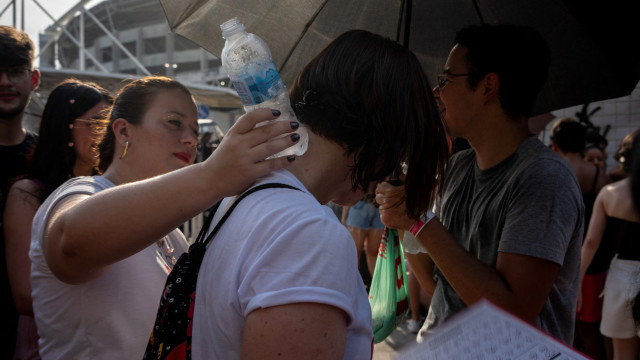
[467,113,532,170]
[102,151,169,186]
[73,159,95,177]
[0,117,26,146]
[285,131,351,205]
[102,162,134,186]
[557,151,583,165]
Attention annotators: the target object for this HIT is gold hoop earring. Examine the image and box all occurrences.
[120,141,129,160]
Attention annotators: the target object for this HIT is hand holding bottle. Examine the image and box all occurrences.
[220,18,308,158]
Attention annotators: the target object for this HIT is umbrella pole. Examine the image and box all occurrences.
[471,0,485,25]
[396,0,413,48]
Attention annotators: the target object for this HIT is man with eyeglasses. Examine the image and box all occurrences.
[0,25,40,358]
[376,24,583,345]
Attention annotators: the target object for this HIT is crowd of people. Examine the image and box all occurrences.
[1,18,639,360]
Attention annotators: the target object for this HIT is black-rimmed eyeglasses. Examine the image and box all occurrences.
[436,73,472,89]
[0,67,33,83]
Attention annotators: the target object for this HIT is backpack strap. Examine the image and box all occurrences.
[192,201,223,246]
[194,183,301,249]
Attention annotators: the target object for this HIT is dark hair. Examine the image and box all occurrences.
[0,25,35,68]
[98,76,194,172]
[454,24,550,118]
[290,30,448,219]
[550,117,586,153]
[584,143,604,153]
[28,79,112,197]
[586,129,608,149]
[614,129,640,173]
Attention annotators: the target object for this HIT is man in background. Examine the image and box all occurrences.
[550,117,612,359]
[376,24,583,345]
[0,25,40,356]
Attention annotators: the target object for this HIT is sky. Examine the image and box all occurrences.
[0,0,101,66]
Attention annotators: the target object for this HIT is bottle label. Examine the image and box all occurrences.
[231,61,284,106]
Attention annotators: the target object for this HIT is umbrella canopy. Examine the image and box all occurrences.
[159,0,640,115]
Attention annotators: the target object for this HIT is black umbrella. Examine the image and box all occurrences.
[159,0,640,115]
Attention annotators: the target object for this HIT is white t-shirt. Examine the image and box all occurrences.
[192,169,373,359]
[29,176,189,360]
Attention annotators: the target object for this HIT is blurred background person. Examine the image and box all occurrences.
[629,132,640,330]
[586,130,610,170]
[550,117,612,359]
[1,26,40,356]
[4,79,112,359]
[580,129,640,360]
[585,143,608,173]
[608,130,639,182]
[341,192,385,283]
[405,258,431,334]
[198,131,215,161]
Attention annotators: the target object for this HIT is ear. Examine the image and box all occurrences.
[112,118,132,146]
[31,69,40,91]
[481,72,500,100]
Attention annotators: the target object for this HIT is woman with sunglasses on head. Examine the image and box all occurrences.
[27,76,300,360]
[4,78,113,359]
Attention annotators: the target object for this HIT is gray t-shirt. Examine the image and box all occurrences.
[426,136,583,344]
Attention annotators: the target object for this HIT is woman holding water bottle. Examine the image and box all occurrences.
[28,76,300,360]
[190,29,448,359]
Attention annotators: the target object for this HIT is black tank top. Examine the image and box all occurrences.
[603,216,640,261]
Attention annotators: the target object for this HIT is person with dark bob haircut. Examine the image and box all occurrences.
[189,30,448,359]
[28,76,301,359]
[376,24,583,345]
[4,78,112,358]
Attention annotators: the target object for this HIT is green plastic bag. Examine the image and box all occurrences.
[368,227,410,343]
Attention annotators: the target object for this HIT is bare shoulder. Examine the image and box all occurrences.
[602,178,639,221]
[7,179,44,209]
[11,178,41,192]
[603,178,629,194]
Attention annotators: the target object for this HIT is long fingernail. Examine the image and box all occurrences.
[271,109,281,116]
[291,133,300,142]
[287,155,296,162]
[290,121,299,129]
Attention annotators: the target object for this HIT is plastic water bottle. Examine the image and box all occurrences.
[220,17,308,158]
